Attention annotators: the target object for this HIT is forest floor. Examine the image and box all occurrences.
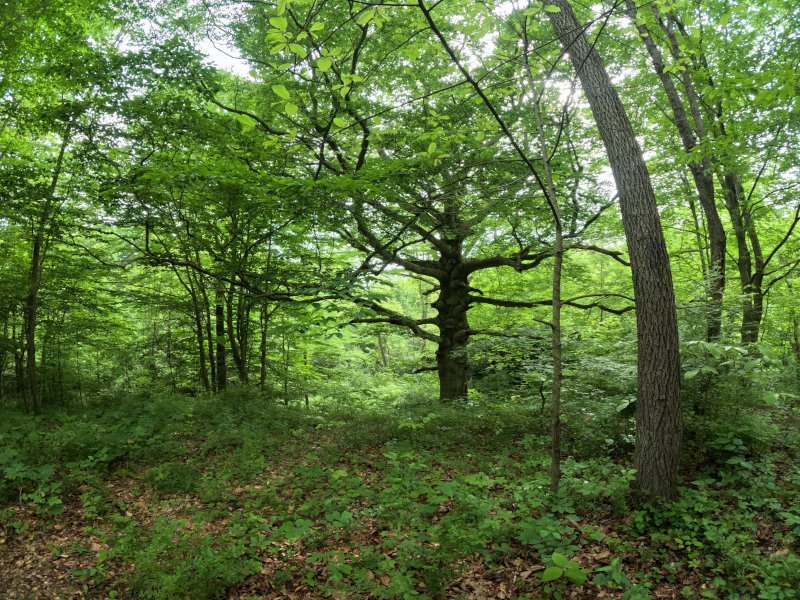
[1,392,798,599]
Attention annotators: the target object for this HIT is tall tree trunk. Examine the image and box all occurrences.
[664,9,766,345]
[745,207,765,344]
[23,211,44,412]
[259,301,270,390]
[282,333,290,405]
[176,266,210,391]
[14,319,25,398]
[215,287,227,392]
[40,325,49,403]
[377,333,389,367]
[419,281,429,354]
[720,172,761,343]
[532,95,564,494]
[788,280,800,374]
[546,0,683,499]
[194,296,210,392]
[75,346,84,406]
[165,312,176,391]
[22,132,70,412]
[56,316,64,404]
[226,284,247,383]
[196,268,216,392]
[433,267,470,403]
[0,318,7,403]
[237,288,251,379]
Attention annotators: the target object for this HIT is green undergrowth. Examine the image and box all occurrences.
[1,390,799,599]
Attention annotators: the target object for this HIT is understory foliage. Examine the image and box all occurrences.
[1,376,798,598]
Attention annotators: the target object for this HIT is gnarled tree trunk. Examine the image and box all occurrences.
[433,264,470,403]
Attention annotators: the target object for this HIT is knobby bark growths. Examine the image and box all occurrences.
[433,267,470,403]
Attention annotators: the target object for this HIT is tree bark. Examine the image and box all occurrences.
[787,280,800,373]
[259,301,270,390]
[226,283,247,383]
[176,266,210,391]
[719,172,762,343]
[0,318,7,403]
[23,231,43,412]
[662,10,768,345]
[377,332,389,367]
[215,287,227,391]
[14,318,25,397]
[196,268,216,392]
[282,333,290,405]
[237,287,251,377]
[531,93,564,494]
[433,265,470,403]
[546,0,683,499]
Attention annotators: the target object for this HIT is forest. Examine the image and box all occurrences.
[1,0,799,597]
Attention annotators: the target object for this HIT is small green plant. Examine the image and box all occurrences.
[518,515,575,555]
[542,552,590,584]
[21,481,65,515]
[593,558,651,598]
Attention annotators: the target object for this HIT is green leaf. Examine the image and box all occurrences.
[235,113,258,131]
[284,102,299,116]
[317,56,332,72]
[329,468,348,480]
[551,553,571,568]
[427,142,437,154]
[541,567,563,582]
[269,16,288,31]
[684,369,700,380]
[333,117,347,128]
[544,4,561,12]
[272,84,291,100]
[356,9,375,26]
[288,43,306,57]
[566,569,588,585]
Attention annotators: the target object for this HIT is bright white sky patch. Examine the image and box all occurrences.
[197,36,251,77]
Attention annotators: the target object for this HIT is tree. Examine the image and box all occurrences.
[197,0,632,402]
[545,0,682,499]
[624,0,800,344]
[624,0,726,343]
